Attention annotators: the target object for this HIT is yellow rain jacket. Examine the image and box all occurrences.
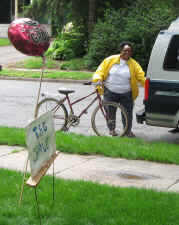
[92,54,146,100]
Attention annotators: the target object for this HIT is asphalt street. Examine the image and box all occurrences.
[0,79,178,143]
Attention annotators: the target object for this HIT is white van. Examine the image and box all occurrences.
[136,18,179,132]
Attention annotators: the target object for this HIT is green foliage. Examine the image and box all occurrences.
[60,58,87,70]
[85,0,177,71]
[46,29,86,60]
[23,0,134,37]
[23,0,49,23]
[84,8,127,70]
[23,0,74,35]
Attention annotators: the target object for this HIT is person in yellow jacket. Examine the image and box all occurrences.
[92,42,146,137]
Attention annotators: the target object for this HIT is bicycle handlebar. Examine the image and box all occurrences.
[83,81,103,86]
[83,81,92,85]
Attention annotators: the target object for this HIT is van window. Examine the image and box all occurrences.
[163,35,179,70]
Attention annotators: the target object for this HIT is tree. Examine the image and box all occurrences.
[23,0,124,38]
[85,0,178,70]
[88,0,96,39]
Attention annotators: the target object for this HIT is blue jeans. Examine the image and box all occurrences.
[103,87,133,133]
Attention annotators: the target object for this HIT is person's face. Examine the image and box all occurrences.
[120,45,132,60]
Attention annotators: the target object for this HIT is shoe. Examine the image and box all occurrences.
[109,130,118,136]
[125,131,135,138]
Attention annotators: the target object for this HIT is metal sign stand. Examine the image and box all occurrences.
[19,151,59,225]
[34,187,42,225]
[32,157,58,225]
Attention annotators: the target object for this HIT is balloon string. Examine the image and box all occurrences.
[34,55,46,118]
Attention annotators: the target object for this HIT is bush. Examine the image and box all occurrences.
[60,58,87,71]
[46,28,86,60]
[85,0,177,71]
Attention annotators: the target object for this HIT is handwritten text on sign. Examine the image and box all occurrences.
[26,112,56,178]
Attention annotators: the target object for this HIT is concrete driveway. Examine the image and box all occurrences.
[0,45,31,66]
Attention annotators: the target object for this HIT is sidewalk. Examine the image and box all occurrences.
[1,145,179,193]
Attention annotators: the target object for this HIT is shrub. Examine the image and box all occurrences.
[46,28,86,60]
[60,58,87,71]
[85,0,177,71]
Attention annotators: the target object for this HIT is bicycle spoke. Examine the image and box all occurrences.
[35,98,68,131]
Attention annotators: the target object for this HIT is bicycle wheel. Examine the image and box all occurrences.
[91,101,128,137]
[35,98,68,131]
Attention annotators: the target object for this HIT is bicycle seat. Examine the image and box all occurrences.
[58,89,75,95]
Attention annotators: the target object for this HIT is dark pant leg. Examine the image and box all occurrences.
[104,88,134,132]
[119,92,133,133]
[103,88,117,131]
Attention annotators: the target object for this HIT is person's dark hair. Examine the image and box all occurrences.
[119,41,133,52]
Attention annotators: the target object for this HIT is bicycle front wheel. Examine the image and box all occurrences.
[35,98,68,131]
[91,101,128,137]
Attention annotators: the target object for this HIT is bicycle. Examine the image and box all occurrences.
[34,82,129,136]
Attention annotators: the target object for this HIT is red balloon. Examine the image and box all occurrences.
[8,18,50,56]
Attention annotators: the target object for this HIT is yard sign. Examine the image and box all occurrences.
[26,111,57,186]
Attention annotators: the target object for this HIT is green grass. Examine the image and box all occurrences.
[60,58,87,70]
[0,126,179,165]
[15,57,61,69]
[0,69,92,80]
[8,56,90,71]
[0,38,11,46]
[1,168,179,225]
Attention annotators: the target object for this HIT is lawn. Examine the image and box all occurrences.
[0,55,92,80]
[1,169,179,225]
[0,38,11,46]
[0,68,92,80]
[0,126,179,165]
[13,56,90,71]
[5,55,92,72]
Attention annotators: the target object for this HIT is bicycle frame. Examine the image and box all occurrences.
[37,84,129,136]
[58,89,103,118]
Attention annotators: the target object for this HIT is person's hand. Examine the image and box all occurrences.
[95,80,103,86]
[94,80,104,95]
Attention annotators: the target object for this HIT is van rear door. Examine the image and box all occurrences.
[145,33,179,128]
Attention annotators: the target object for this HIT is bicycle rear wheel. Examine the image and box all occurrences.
[35,98,68,131]
[91,101,128,136]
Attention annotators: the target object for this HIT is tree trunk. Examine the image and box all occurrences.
[15,0,18,18]
[88,0,96,39]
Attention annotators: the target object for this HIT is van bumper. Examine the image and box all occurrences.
[136,108,146,124]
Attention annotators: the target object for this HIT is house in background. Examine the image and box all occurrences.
[0,0,51,38]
